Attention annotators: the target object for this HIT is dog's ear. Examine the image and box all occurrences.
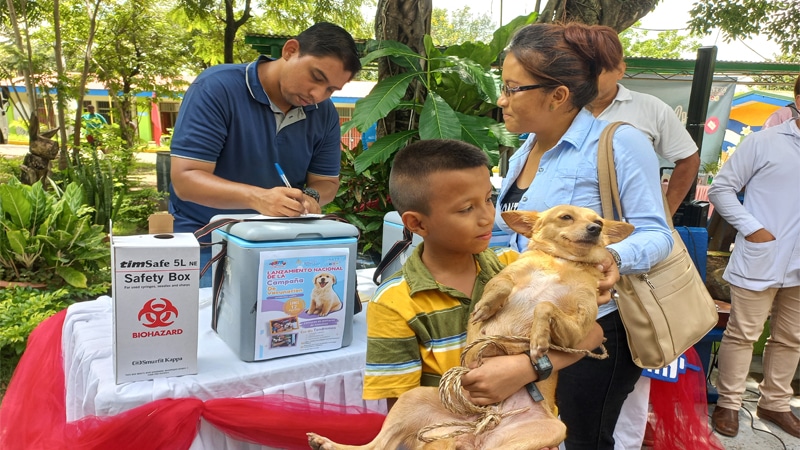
[501,210,540,237]
[602,220,635,244]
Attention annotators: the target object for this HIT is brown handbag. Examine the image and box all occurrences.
[598,122,718,369]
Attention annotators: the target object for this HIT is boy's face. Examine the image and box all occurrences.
[413,166,496,255]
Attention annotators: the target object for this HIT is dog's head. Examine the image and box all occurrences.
[501,206,634,263]
[313,272,336,289]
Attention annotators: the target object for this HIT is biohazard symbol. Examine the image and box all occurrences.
[138,298,179,328]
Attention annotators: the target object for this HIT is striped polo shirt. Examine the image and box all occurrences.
[362,244,517,400]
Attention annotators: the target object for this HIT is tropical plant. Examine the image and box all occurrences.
[61,125,138,233]
[323,144,391,255]
[0,178,110,288]
[66,148,126,233]
[343,14,535,174]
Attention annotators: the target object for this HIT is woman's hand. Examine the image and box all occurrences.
[596,254,620,305]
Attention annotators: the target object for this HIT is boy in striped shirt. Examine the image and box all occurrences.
[363,139,608,412]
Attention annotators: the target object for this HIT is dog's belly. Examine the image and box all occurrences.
[458,389,565,449]
[480,270,570,337]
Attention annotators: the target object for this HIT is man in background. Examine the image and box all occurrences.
[708,76,800,439]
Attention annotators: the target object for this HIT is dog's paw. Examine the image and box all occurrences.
[307,432,336,450]
[471,302,500,323]
[530,331,551,359]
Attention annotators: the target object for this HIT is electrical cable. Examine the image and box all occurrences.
[706,342,790,449]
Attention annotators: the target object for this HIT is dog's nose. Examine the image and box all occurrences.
[586,223,602,236]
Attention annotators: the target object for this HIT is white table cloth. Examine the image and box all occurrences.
[62,269,385,449]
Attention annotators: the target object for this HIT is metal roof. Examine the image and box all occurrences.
[245,35,800,86]
[625,56,800,87]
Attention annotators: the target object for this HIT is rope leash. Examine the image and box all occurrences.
[418,334,608,443]
[417,365,529,443]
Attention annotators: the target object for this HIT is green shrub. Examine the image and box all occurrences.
[324,145,392,254]
[0,156,22,184]
[0,287,74,355]
[0,178,110,288]
[116,187,167,234]
[66,149,125,233]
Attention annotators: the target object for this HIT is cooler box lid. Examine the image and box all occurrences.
[210,214,359,242]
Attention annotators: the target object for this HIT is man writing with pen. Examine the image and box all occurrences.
[167,23,362,287]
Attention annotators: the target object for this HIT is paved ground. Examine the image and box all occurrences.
[0,143,158,164]
[703,356,800,450]
[1,143,159,186]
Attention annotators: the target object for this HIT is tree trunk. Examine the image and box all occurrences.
[5,0,38,123]
[537,0,659,32]
[223,0,252,63]
[374,0,432,139]
[53,0,70,170]
[72,0,102,158]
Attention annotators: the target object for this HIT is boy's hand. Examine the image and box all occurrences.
[460,353,533,406]
[596,256,620,305]
[460,323,605,406]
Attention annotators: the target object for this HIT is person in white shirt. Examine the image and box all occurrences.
[586,36,699,216]
[584,27,701,450]
[762,75,800,129]
[708,86,800,439]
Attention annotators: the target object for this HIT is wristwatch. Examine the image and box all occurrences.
[607,247,622,269]
[302,187,320,203]
[523,351,553,381]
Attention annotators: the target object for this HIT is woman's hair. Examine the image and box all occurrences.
[589,25,625,72]
[506,22,624,110]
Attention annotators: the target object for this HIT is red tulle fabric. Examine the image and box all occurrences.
[0,310,385,450]
[648,347,724,450]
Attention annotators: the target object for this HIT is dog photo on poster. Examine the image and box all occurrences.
[254,248,350,360]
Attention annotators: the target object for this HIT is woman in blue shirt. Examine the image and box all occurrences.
[494,22,673,449]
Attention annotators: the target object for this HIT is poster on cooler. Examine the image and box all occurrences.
[254,248,350,360]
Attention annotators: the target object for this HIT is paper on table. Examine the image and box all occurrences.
[247,213,325,220]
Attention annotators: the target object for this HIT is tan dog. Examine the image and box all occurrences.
[308,205,634,449]
[307,272,342,317]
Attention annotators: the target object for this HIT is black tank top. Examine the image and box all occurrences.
[499,180,526,213]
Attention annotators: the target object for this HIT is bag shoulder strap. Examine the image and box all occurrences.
[372,226,413,285]
[193,217,246,331]
[598,122,626,221]
[789,103,800,119]
[597,121,674,229]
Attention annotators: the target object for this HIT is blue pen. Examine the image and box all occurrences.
[274,163,292,188]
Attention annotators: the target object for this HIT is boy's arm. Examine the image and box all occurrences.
[460,322,604,405]
[363,298,424,401]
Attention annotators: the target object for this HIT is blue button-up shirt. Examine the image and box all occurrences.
[495,109,673,317]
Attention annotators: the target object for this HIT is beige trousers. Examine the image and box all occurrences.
[716,285,800,411]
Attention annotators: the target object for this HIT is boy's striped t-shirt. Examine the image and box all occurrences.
[362,245,517,400]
